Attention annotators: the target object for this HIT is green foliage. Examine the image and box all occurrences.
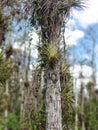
[37,42,61,68]
[31,0,85,26]
[0,8,10,45]
[0,1,87,130]
[84,97,98,130]
[0,11,9,30]
[60,60,75,129]
[31,0,86,46]
[0,116,4,130]
[77,80,98,129]
[86,81,95,92]
[5,113,20,130]
[29,107,46,130]
[60,62,72,83]
[61,82,75,130]
[0,52,12,84]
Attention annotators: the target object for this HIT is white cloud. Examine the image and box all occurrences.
[82,65,93,78]
[72,0,98,28]
[72,65,94,96]
[71,64,93,91]
[66,0,98,47]
[66,30,84,46]
[95,44,98,57]
[29,31,39,46]
[12,31,39,59]
[0,48,2,53]
[29,31,39,59]
[31,49,38,59]
[70,65,81,78]
[29,64,33,70]
[96,72,98,88]
[70,64,92,78]
[13,42,19,49]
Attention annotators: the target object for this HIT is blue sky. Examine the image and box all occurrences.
[66,0,98,65]
[66,0,98,43]
[65,0,98,87]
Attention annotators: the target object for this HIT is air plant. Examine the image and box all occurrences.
[31,0,86,25]
[37,42,61,68]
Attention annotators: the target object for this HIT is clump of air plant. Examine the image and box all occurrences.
[0,10,10,45]
[60,61,72,83]
[0,52,12,83]
[6,44,13,59]
[1,99,8,110]
[86,81,95,91]
[47,44,61,64]
[24,81,29,88]
[37,42,61,68]
[1,93,10,110]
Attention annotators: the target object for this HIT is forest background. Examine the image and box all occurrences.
[0,0,98,130]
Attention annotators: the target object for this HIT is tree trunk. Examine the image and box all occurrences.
[46,63,62,130]
[4,81,9,130]
[74,78,78,130]
[75,95,78,130]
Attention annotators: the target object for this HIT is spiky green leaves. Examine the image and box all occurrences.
[72,0,86,8]
[47,44,61,62]
[31,0,86,24]
[37,43,61,68]
[31,0,86,44]
[0,52,12,84]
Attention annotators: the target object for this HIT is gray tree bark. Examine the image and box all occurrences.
[46,63,62,130]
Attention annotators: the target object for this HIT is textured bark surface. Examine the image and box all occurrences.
[46,63,62,130]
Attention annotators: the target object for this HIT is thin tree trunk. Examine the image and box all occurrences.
[4,81,9,130]
[41,71,45,91]
[74,77,78,130]
[20,77,24,125]
[46,63,62,130]
[80,80,85,130]
[75,94,78,130]
[81,93,85,130]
